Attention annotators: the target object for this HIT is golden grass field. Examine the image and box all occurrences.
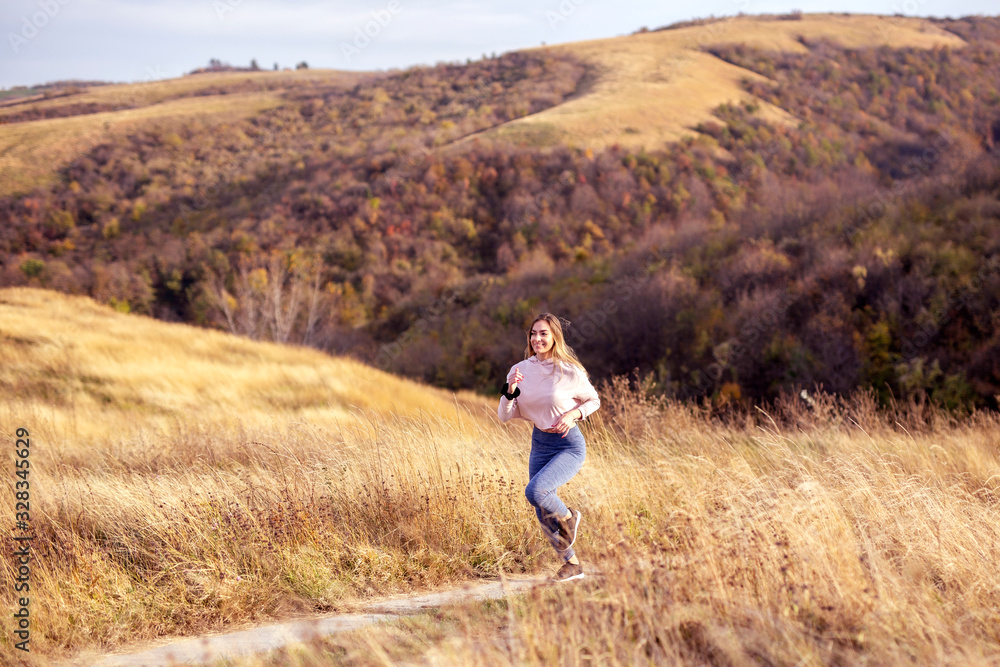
[493,13,966,150]
[0,69,363,197]
[2,288,1000,665]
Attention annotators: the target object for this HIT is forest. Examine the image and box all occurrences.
[1,17,999,409]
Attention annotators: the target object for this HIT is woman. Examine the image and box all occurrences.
[498,313,601,582]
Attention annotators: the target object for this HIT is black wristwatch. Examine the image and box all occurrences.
[500,382,521,400]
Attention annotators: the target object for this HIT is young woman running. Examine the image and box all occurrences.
[497,313,601,582]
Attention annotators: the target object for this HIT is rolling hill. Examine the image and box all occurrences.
[1,13,998,408]
[5,290,1000,666]
[496,13,966,149]
[3,17,1000,663]
[0,286,488,444]
[0,14,967,194]
[0,69,366,197]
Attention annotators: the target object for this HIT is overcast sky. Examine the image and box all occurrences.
[1,0,997,89]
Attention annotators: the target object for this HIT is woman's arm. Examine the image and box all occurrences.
[498,394,522,423]
[549,368,599,437]
[497,366,524,423]
[573,371,601,421]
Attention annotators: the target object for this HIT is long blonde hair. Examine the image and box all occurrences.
[523,313,587,382]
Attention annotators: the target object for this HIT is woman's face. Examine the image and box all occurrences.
[530,319,554,357]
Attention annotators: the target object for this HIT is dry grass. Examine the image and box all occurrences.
[0,288,500,663]
[0,69,362,197]
[208,385,1000,666]
[0,288,483,437]
[0,92,280,196]
[3,289,1000,665]
[492,13,967,150]
[0,70,359,118]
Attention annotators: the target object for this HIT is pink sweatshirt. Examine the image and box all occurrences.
[497,356,601,429]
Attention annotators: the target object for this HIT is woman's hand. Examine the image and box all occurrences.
[550,409,582,438]
[509,369,523,392]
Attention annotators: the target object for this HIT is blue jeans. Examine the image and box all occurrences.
[525,425,585,562]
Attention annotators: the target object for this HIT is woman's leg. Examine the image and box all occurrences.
[526,426,586,561]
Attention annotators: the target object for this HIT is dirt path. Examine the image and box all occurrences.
[65,577,546,667]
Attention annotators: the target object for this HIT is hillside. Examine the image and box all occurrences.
[0,285,519,661]
[0,69,366,196]
[0,15,964,195]
[1,14,999,409]
[4,300,1000,664]
[0,287,488,445]
[498,13,966,149]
